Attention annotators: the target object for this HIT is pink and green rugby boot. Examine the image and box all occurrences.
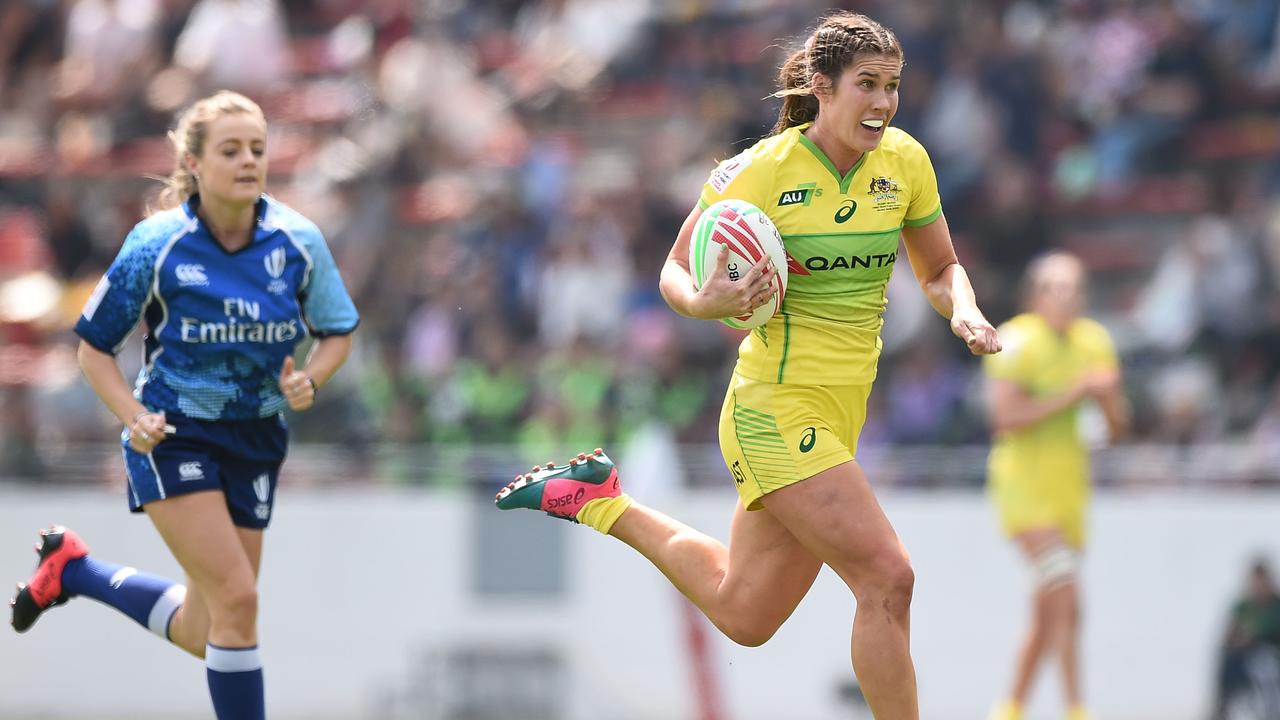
[495,448,632,533]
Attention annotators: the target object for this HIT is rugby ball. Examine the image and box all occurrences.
[690,199,788,329]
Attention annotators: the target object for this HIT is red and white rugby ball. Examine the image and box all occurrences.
[690,199,788,329]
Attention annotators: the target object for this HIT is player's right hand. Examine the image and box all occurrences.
[690,244,775,320]
[128,411,169,454]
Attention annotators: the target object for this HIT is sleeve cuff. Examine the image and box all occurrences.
[74,328,119,356]
[903,205,942,227]
[310,320,360,338]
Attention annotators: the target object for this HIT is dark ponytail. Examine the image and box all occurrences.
[772,48,820,135]
[771,12,904,136]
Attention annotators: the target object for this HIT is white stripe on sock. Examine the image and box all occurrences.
[206,645,262,673]
[147,585,187,640]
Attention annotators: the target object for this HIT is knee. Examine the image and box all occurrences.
[720,617,782,648]
[854,552,915,612]
[210,582,258,627]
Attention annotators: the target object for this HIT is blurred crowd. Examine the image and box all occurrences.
[2,0,1280,486]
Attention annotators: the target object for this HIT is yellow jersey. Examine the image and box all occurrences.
[983,313,1119,493]
[698,123,941,385]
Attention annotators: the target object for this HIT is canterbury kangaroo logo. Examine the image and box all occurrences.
[799,426,817,453]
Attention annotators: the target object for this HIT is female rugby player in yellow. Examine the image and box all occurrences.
[498,12,1001,719]
[983,252,1130,720]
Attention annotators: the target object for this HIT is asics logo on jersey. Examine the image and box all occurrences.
[834,200,857,223]
[175,264,209,286]
[730,460,746,485]
[178,462,204,481]
[263,248,286,278]
[804,251,896,272]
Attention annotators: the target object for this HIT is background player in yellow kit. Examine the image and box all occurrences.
[498,12,1001,719]
[983,252,1131,720]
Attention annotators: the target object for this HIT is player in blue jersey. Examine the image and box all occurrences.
[8,91,359,720]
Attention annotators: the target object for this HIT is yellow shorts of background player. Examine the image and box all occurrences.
[718,372,871,510]
[988,457,1090,548]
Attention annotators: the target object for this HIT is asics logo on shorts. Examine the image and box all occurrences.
[799,427,817,453]
[175,264,209,286]
[178,462,204,481]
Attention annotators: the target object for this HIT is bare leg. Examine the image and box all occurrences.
[761,461,918,720]
[1007,528,1078,707]
[609,499,822,647]
[146,491,261,651]
[1057,578,1082,707]
[164,525,264,658]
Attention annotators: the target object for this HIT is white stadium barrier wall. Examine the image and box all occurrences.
[2,479,1278,720]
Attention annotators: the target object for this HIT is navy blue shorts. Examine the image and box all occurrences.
[121,413,289,529]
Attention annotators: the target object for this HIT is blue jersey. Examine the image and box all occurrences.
[76,195,359,421]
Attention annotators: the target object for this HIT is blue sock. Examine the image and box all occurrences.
[61,556,186,640]
[207,644,265,720]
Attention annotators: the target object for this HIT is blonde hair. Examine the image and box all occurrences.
[154,90,267,212]
[772,12,903,135]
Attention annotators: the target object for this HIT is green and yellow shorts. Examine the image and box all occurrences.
[717,371,871,510]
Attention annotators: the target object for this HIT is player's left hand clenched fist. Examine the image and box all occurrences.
[278,355,316,411]
[951,308,1002,356]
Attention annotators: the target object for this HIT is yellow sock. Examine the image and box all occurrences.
[576,494,632,534]
[1066,705,1090,720]
[988,700,1021,720]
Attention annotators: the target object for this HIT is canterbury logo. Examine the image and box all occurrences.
[253,473,270,503]
[175,264,208,286]
[264,247,286,279]
[178,462,204,480]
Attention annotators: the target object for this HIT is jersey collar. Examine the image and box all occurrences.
[182,194,271,253]
[794,123,869,195]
